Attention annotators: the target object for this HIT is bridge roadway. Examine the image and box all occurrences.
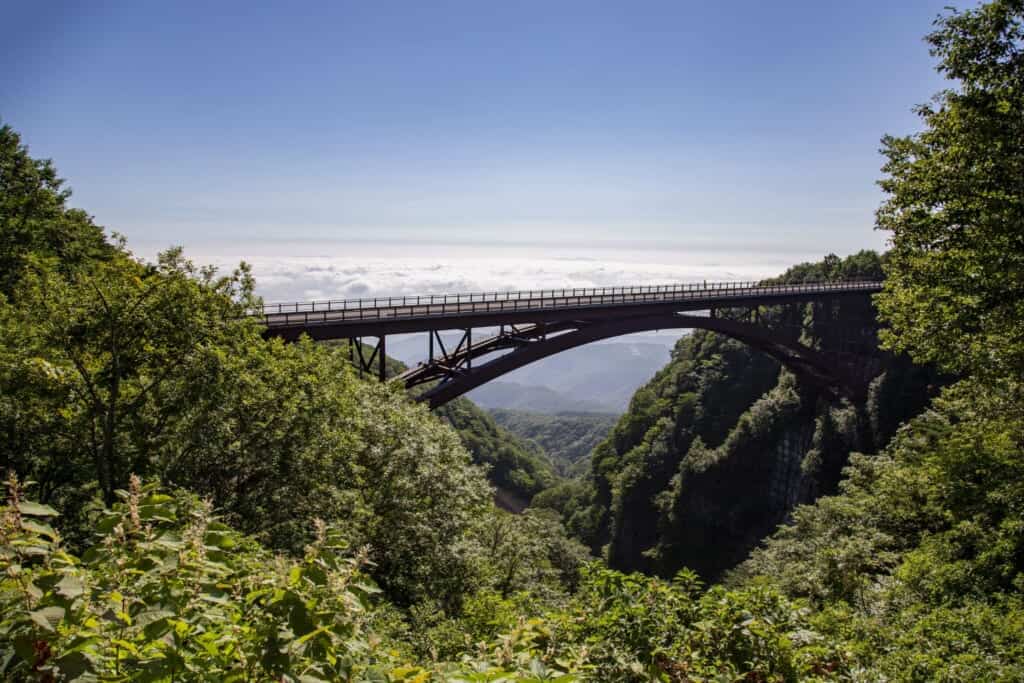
[259,279,883,341]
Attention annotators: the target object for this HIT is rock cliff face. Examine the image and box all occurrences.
[546,252,945,581]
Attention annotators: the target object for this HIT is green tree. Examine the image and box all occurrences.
[468,507,589,599]
[1,249,494,605]
[734,377,1024,679]
[0,124,112,296]
[0,249,256,509]
[0,477,579,682]
[170,350,494,607]
[876,0,1024,381]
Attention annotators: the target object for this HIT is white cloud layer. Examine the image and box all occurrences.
[137,240,828,305]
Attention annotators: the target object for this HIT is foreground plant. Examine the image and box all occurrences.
[0,474,397,680]
[0,475,585,682]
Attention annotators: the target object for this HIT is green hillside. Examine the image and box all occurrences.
[436,398,557,509]
[331,340,560,507]
[490,409,618,477]
[537,251,945,579]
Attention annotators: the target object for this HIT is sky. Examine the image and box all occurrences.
[2,0,962,300]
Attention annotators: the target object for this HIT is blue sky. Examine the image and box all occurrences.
[3,0,958,256]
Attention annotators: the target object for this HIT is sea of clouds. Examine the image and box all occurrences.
[134,240,825,305]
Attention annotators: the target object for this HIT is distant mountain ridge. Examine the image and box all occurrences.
[498,341,675,411]
[387,332,680,415]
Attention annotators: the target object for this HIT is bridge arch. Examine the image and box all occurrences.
[401,313,875,408]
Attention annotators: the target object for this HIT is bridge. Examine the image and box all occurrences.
[258,279,883,408]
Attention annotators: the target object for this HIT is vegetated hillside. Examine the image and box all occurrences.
[468,379,618,414]
[535,251,945,580]
[490,409,617,477]
[436,398,556,510]
[334,341,559,507]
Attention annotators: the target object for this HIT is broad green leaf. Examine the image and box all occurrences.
[17,501,59,517]
[57,574,86,599]
[30,605,66,632]
[55,651,96,680]
[21,519,59,539]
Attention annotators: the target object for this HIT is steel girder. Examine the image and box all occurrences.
[401,313,876,409]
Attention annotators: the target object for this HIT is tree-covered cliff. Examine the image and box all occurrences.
[536,251,944,580]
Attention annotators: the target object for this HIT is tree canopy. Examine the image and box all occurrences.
[876,1,1024,382]
[0,124,112,297]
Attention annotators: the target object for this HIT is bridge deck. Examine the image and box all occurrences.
[259,279,883,339]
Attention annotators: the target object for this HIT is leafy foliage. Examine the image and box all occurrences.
[0,475,391,681]
[489,411,617,478]
[875,0,1024,382]
[0,475,854,682]
[408,564,852,682]
[734,377,1024,679]
[0,478,591,682]
[0,124,113,297]
[171,341,495,608]
[437,399,558,508]
[0,248,257,509]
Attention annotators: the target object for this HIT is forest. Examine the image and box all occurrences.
[2,2,1023,680]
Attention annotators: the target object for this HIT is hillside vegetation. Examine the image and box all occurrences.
[2,2,1024,680]
[436,399,557,508]
[532,251,943,577]
[490,410,617,477]
[332,340,559,506]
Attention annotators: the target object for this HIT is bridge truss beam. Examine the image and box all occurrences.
[401,309,878,409]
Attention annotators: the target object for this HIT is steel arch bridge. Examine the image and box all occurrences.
[257,279,883,408]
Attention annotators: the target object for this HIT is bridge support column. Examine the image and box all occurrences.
[350,336,387,382]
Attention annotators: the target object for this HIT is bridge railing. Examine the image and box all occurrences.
[256,278,882,327]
